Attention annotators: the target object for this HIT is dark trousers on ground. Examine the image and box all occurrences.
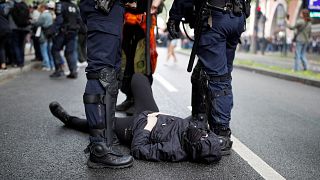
[66,73,159,144]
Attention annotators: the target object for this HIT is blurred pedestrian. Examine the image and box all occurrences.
[34,3,54,71]
[0,0,12,70]
[8,0,31,68]
[165,37,178,65]
[30,1,42,62]
[287,9,312,71]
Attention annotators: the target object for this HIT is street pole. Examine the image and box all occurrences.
[250,0,259,54]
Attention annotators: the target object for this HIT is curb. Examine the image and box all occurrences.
[0,61,40,83]
[234,65,320,88]
[176,49,320,88]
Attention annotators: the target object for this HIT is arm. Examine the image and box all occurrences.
[131,113,184,162]
[287,19,304,30]
[52,2,64,33]
[131,129,175,162]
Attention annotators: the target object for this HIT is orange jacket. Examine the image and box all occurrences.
[124,12,158,74]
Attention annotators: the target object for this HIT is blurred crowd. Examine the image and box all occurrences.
[0,0,87,73]
[239,35,320,55]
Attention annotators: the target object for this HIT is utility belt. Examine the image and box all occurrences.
[205,0,244,16]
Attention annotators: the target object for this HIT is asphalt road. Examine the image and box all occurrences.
[0,48,319,179]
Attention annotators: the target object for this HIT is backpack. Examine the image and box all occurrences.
[11,1,30,27]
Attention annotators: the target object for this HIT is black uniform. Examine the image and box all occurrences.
[50,0,81,78]
[79,0,133,169]
[168,0,247,155]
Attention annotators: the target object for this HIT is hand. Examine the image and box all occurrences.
[167,18,181,39]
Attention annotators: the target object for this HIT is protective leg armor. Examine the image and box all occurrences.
[191,62,210,129]
[191,62,233,155]
[84,67,133,168]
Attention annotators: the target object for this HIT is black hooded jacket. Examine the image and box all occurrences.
[130,111,221,163]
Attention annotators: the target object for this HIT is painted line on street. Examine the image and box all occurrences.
[154,73,178,92]
[231,135,286,180]
[185,109,285,180]
[156,73,285,179]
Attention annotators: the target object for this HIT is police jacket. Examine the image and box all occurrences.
[131,111,190,162]
[79,0,125,36]
[54,0,81,32]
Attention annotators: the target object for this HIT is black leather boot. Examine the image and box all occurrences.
[85,142,133,169]
[49,101,70,125]
[50,69,64,78]
[116,97,134,111]
[67,71,78,79]
[214,127,233,156]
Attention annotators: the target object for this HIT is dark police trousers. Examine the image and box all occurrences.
[51,31,78,73]
[79,0,125,142]
[195,11,245,129]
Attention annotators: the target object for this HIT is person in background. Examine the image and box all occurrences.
[30,1,42,62]
[0,0,12,70]
[165,37,177,65]
[49,0,81,79]
[287,9,312,71]
[8,0,31,68]
[34,3,54,71]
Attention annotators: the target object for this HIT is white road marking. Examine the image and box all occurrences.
[231,135,286,180]
[156,73,286,179]
[186,107,285,180]
[153,73,178,92]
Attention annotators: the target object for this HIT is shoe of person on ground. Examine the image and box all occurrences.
[49,101,71,125]
[116,98,134,111]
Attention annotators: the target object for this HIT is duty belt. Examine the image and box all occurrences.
[206,0,233,12]
[86,73,100,79]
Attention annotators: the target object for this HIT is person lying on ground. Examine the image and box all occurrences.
[49,73,222,164]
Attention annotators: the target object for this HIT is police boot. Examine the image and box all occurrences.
[49,101,70,125]
[214,127,233,156]
[67,71,78,79]
[50,68,64,78]
[85,141,133,169]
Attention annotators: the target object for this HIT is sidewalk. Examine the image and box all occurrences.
[235,52,320,73]
[176,48,320,88]
[0,50,39,83]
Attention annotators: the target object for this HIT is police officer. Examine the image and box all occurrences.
[79,0,133,168]
[50,0,80,79]
[167,0,247,155]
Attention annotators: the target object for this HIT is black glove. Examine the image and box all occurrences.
[167,18,181,39]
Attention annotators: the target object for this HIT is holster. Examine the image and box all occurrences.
[95,0,116,14]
